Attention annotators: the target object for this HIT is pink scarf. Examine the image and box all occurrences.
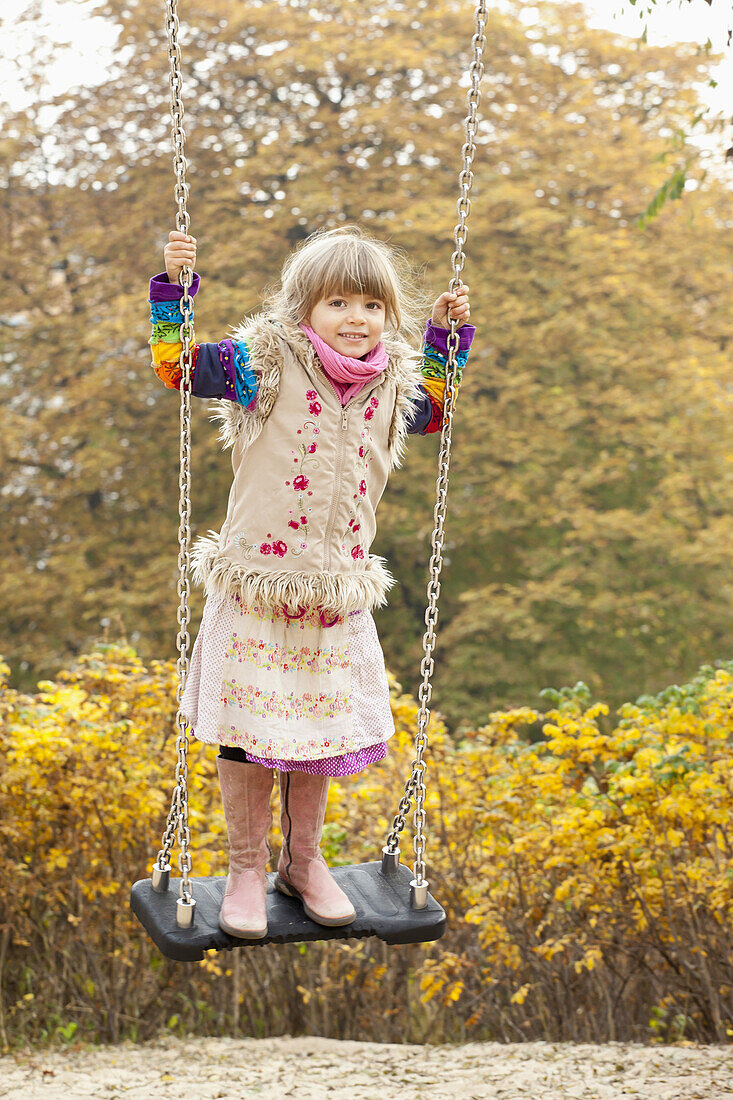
[299,323,388,406]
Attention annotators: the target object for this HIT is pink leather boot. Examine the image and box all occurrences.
[275,771,356,926]
[217,756,274,938]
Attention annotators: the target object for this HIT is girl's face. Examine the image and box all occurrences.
[308,291,386,357]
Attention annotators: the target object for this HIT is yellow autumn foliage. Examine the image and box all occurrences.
[410,670,733,1043]
[2,648,733,1047]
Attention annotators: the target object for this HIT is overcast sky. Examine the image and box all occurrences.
[1,0,730,127]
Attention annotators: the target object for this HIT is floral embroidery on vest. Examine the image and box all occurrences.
[230,388,322,562]
[233,531,287,558]
[235,596,347,629]
[338,396,378,562]
[284,387,322,559]
[233,533,256,560]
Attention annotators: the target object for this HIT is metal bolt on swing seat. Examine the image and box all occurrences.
[381,845,400,875]
[176,895,196,929]
[151,860,171,892]
[410,879,429,910]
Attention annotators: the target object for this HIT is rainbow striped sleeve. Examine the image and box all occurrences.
[147,271,258,409]
[407,320,475,435]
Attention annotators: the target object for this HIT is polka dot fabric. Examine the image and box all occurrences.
[244,740,387,776]
[180,593,395,776]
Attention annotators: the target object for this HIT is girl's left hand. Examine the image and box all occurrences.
[431,284,471,329]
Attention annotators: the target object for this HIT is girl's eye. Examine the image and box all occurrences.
[328,299,383,309]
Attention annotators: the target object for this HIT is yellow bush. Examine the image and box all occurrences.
[409,671,733,1042]
[2,648,733,1047]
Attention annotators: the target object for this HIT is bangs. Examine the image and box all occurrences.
[293,234,401,328]
[314,244,397,312]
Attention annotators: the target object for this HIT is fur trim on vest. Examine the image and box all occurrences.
[191,531,396,615]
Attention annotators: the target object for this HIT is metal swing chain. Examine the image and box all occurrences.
[383,0,487,902]
[153,0,196,922]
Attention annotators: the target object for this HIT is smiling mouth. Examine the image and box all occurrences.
[339,333,367,340]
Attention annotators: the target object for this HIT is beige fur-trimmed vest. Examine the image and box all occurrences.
[191,312,426,617]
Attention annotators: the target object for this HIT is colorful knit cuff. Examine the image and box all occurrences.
[228,339,257,408]
[151,320,185,342]
[149,270,201,300]
[149,298,195,325]
[151,340,258,407]
[423,344,468,383]
[153,345,199,390]
[150,338,188,366]
[422,391,445,434]
[425,319,475,356]
[420,375,447,405]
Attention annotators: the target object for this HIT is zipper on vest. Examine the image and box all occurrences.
[323,408,348,570]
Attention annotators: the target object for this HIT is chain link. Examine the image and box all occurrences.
[156,0,195,906]
[154,0,487,901]
[384,0,487,886]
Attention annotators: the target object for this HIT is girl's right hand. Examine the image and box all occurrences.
[164,230,197,284]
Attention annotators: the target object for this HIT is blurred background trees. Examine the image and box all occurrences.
[1,0,731,731]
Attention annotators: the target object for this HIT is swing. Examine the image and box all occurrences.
[130,0,488,963]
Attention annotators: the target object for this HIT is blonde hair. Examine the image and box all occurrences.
[263,225,431,348]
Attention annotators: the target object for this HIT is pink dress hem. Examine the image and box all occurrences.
[239,741,388,775]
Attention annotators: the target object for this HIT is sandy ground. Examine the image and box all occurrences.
[2,1035,733,1099]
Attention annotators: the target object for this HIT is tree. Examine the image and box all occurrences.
[613,0,732,221]
[1,0,731,734]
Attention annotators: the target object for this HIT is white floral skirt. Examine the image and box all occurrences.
[180,592,396,764]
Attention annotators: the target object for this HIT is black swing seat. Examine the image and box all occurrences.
[130,861,446,962]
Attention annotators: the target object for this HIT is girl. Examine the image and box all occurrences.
[148,225,474,939]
